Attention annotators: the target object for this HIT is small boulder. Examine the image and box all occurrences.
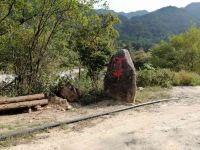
[104,49,137,103]
[50,96,73,110]
[57,82,80,102]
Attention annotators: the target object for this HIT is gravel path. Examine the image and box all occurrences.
[5,86,200,150]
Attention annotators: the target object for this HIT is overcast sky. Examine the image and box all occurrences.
[104,0,200,12]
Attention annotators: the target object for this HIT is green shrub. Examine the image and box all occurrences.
[72,71,105,105]
[172,71,200,86]
[137,68,200,87]
[79,90,105,105]
[72,71,93,94]
[137,69,172,87]
[48,76,73,96]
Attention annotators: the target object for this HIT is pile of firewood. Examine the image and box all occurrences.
[0,94,48,111]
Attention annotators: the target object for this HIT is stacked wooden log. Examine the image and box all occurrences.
[0,94,48,111]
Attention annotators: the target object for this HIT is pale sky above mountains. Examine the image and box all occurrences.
[104,0,200,12]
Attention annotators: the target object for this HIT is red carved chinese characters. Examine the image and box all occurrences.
[112,57,125,79]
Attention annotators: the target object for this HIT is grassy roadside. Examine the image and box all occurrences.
[136,86,171,103]
[0,122,52,148]
[0,130,50,148]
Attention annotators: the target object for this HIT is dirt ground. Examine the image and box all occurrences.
[0,98,141,134]
[0,87,169,134]
[1,86,200,150]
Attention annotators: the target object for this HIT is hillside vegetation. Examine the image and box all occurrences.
[136,26,200,87]
[98,3,200,50]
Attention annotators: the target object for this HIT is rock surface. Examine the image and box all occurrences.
[50,96,73,110]
[57,82,80,102]
[104,49,137,103]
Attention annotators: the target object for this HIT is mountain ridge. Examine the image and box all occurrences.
[98,3,200,49]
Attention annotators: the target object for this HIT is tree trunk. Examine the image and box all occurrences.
[0,94,45,104]
[0,99,48,111]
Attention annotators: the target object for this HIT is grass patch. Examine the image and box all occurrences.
[0,121,24,134]
[59,124,69,130]
[136,86,171,102]
[0,133,36,148]
[0,121,54,148]
[0,121,51,135]
[0,124,16,131]
[0,129,50,148]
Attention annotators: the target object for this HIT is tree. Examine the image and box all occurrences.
[0,0,17,36]
[150,25,200,73]
[150,41,180,70]
[131,48,149,70]
[71,11,120,90]
[0,0,109,95]
[0,0,37,36]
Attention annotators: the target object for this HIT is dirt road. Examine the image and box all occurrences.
[5,87,200,150]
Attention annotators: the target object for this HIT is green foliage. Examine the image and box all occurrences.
[150,41,180,70]
[73,71,105,105]
[137,67,200,87]
[0,0,119,96]
[72,11,120,90]
[48,75,73,96]
[150,26,200,73]
[73,71,93,93]
[130,48,150,70]
[0,0,82,95]
[185,3,200,21]
[137,68,172,87]
[79,91,105,105]
[117,6,200,50]
[0,0,19,36]
[47,70,105,105]
[172,71,200,86]
[136,86,170,102]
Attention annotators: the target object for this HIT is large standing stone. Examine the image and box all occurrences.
[104,49,137,103]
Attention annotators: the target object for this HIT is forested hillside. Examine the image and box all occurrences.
[98,3,200,50]
[96,9,149,18]
[118,10,149,19]
[185,2,200,21]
